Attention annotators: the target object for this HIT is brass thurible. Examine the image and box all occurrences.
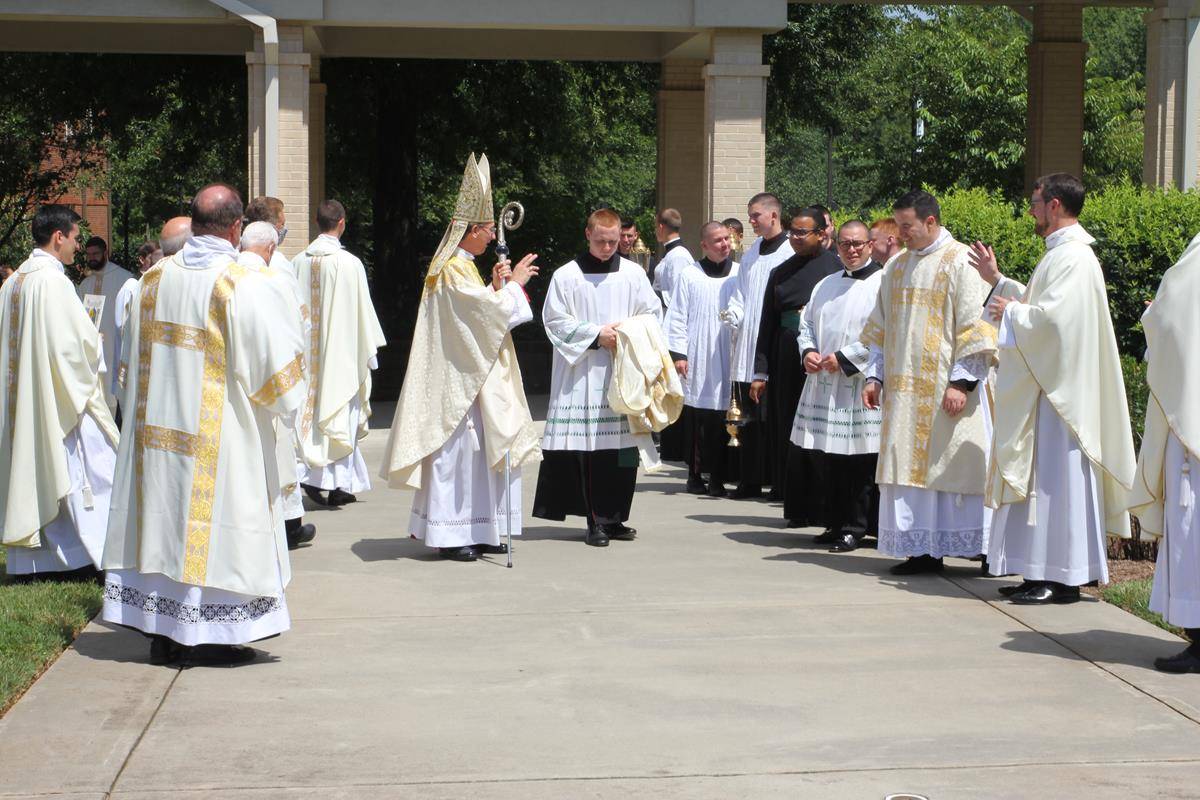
[721,311,746,447]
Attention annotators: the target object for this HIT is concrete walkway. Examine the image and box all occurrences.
[3,410,1200,799]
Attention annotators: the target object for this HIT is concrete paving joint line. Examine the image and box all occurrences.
[105,668,183,798]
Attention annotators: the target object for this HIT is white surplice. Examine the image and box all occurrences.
[1150,433,1200,626]
[664,259,740,411]
[724,233,793,384]
[77,260,136,411]
[791,266,883,455]
[542,256,662,452]
[410,260,533,548]
[651,239,697,306]
[102,235,306,646]
[3,250,119,574]
[112,276,139,401]
[293,234,387,492]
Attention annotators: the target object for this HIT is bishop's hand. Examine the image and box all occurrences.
[491,260,512,290]
[510,253,540,287]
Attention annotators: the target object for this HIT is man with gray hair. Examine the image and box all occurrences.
[159,217,191,257]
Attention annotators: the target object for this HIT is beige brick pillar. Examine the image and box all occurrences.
[703,32,769,238]
[657,59,705,248]
[1144,0,1194,188]
[246,25,312,258]
[1025,5,1087,191]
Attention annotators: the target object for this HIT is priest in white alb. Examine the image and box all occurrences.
[723,192,793,498]
[1,205,119,580]
[665,220,739,496]
[790,220,884,553]
[78,235,136,416]
[1129,230,1200,673]
[860,190,997,575]
[381,153,541,562]
[293,199,388,507]
[970,174,1136,604]
[102,184,307,665]
[533,208,662,547]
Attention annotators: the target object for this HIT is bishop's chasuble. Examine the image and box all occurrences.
[102,235,306,646]
[986,224,1135,586]
[293,234,387,492]
[77,260,136,411]
[859,229,997,558]
[1,249,119,574]
[1131,231,1200,627]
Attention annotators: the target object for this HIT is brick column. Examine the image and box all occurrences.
[1025,4,1087,191]
[309,55,327,231]
[657,59,705,247]
[1144,0,1193,188]
[703,32,769,237]
[246,25,312,258]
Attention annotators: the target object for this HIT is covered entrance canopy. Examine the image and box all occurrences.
[0,0,1190,254]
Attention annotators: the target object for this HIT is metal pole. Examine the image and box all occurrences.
[504,453,513,568]
[495,201,524,568]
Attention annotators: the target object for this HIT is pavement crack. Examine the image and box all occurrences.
[104,666,183,799]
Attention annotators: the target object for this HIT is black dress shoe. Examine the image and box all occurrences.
[328,489,357,506]
[829,533,859,552]
[685,477,708,494]
[181,644,259,667]
[286,523,317,550]
[766,488,783,501]
[732,485,763,499]
[302,484,329,506]
[148,635,183,666]
[785,519,805,529]
[707,484,727,498]
[599,523,637,541]
[1009,582,1080,605]
[585,527,610,547]
[978,556,990,575]
[438,546,479,561]
[890,555,945,575]
[998,580,1035,597]
[812,529,838,544]
[1154,646,1200,674]
[476,543,509,555]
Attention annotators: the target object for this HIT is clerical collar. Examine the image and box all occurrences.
[28,248,65,274]
[455,247,475,262]
[843,260,881,280]
[913,227,952,257]
[664,238,685,253]
[699,257,732,278]
[577,250,621,274]
[1044,222,1094,251]
[759,230,788,256]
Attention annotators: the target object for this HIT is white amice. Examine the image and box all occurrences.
[1149,433,1200,627]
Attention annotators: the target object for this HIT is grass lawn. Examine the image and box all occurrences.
[1100,577,1186,639]
[0,549,102,716]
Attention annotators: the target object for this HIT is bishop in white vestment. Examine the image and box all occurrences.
[293,200,388,506]
[78,237,136,414]
[860,191,997,575]
[381,153,541,561]
[790,220,884,552]
[102,185,306,664]
[723,192,793,496]
[1130,230,1200,673]
[976,175,1136,604]
[2,206,119,578]
[533,209,662,547]
[664,221,740,496]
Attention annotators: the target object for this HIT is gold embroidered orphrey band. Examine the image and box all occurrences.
[133,260,248,585]
[5,273,28,439]
[302,255,323,435]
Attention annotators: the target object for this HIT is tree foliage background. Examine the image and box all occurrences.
[0,4,1154,343]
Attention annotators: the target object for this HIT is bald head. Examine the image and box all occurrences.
[159,216,191,256]
[190,184,244,242]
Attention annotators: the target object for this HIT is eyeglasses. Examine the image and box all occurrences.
[837,240,869,250]
[788,228,818,239]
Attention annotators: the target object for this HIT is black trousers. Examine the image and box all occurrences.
[732,382,770,489]
[785,447,879,537]
[532,449,638,527]
[682,406,736,487]
[658,415,686,463]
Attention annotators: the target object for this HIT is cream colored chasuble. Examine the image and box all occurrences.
[292,235,387,468]
[0,250,118,550]
[860,232,997,493]
[103,236,307,597]
[77,260,135,409]
[989,224,1135,537]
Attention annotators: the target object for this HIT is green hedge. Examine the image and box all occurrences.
[845,183,1200,355]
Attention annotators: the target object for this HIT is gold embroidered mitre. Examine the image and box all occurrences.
[426,153,494,283]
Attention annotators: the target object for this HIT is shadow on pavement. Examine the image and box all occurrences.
[519,526,587,543]
[693,514,792,528]
[760,547,993,599]
[350,537,434,562]
[1000,628,1185,668]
